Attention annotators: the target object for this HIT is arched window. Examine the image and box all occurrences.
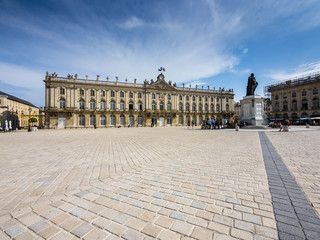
[60,98,66,109]
[79,114,85,126]
[210,104,214,111]
[216,104,220,112]
[60,87,65,95]
[198,103,202,111]
[313,88,318,95]
[120,91,124,97]
[167,116,172,125]
[292,91,296,97]
[100,100,106,110]
[138,101,143,110]
[110,114,116,125]
[192,96,196,101]
[168,94,171,100]
[129,114,134,126]
[179,115,183,125]
[302,99,308,110]
[90,114,95,125]
[179,103,183,111]
[110,100,116,110]
[120,100,125,110]
[186,115,190,125]
[283,101,288,111]
[160,102,164,110]
[292,113,298,119]
[111,91,115,97]
[90,89,95,96]
[292,100,297,110]
[100,90,105,97]
[167,102,172,111]
[199,96,202,101]
[211,97,213,102]
[138,115,143,125]
[138,92,142,98]
[192,103,196,111]
[186,103,190,111]
[313,98,319,109]
[302,90,306,96]
[90,99,96,110]
[179,95,182,100]
[205,96,208,102]
[186,96,189,101]
[275,95,279,100]
[100,115,106,125]
[79,99,85,109]
[274,102,279,111]
[226,104,229,112]
[129,92,133,98]
[152,101,156,110]
[129,101,134,110]
[120,114,125,125]
[283,93,287,99]
[79,89,84,96]
[152,93,156,99]
[301,112,308,118]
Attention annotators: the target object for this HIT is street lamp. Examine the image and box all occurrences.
[28,107,32,132]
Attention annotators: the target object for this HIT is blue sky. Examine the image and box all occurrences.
[1,0,320,107]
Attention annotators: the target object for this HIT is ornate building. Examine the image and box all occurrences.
[266,72,320,119]
[44,72,235,128]
[0,91,39,130]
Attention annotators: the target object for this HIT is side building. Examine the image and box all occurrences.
[266,72,320,119]
[0,91,39,130]
[44,72,235,128]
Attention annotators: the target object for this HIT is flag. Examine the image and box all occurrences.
[158,67,165,71]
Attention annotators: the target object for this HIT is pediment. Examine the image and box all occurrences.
[149,73,176,91]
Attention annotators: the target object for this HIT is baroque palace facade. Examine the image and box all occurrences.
[266,72,320,119]
[44,72,235,128]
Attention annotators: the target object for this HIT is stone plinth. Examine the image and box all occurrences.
[240,95,267,126]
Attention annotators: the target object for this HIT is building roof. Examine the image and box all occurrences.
[0,91,38,108]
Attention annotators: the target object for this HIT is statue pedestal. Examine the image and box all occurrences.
[240,95,267,126]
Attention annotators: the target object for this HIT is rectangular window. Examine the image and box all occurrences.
[80,89,84,95]
[90,90,95,96]
[101,91,105,97]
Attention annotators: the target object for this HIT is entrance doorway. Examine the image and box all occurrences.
[152,115,157,127]
[58,115,66,129]
[159,116,165,126]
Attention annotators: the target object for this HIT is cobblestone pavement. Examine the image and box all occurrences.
[0,127,319,239]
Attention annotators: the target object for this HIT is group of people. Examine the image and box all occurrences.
[269,119,290,132]
[187,119,233,129]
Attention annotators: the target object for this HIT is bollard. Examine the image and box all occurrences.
[306,124,310,128]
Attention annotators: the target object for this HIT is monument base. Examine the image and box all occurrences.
[240,95,267,126]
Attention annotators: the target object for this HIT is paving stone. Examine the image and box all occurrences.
[141,223,162,238]
[71,222,94,238]
[5,225,25,238]
[1,128,319,240]
[170,220,194,236]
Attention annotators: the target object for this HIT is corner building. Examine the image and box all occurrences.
[266,72,320,119]
[44,72,235,128]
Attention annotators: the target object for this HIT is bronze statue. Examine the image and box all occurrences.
[246,73,258,96]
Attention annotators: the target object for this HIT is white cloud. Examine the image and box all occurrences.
[118,17,143,29]
[0,62,43,89]
[267,61,320,81]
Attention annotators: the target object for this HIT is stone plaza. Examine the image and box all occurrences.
[0,127,319,239]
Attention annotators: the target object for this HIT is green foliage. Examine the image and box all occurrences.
[29,117,38,123]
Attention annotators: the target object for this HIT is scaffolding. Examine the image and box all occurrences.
[264,71,320,96]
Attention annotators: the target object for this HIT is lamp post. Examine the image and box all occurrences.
[28,107,32,132]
